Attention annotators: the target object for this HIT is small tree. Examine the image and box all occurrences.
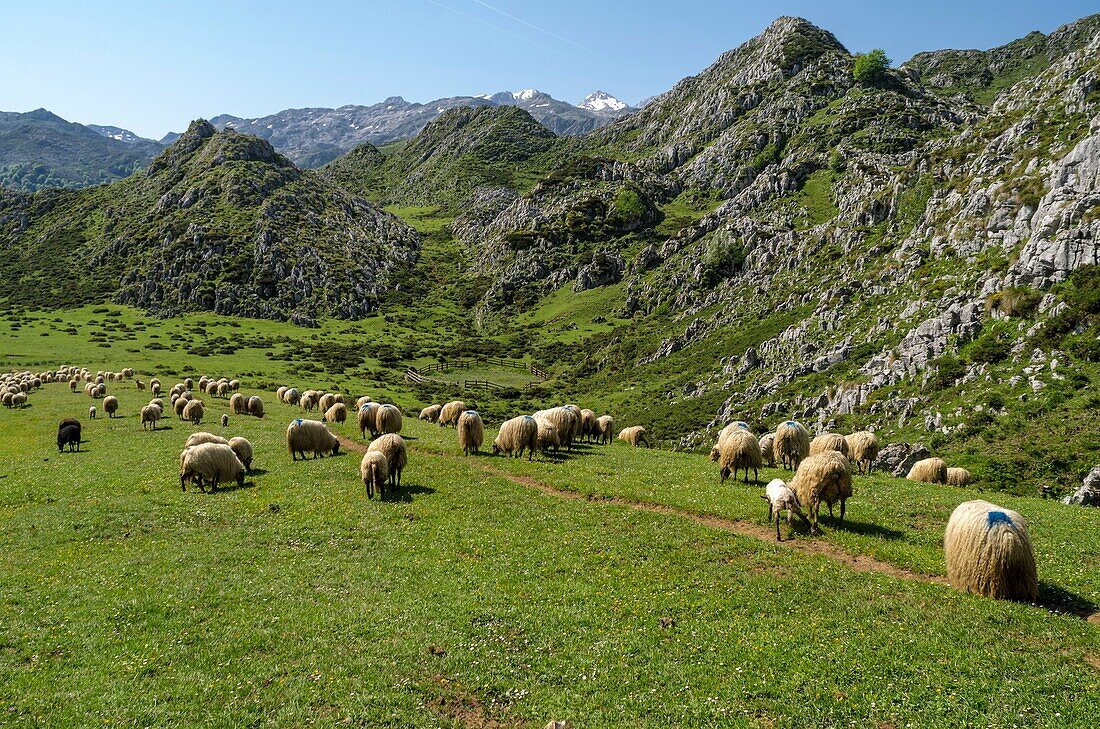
[853,49,891,83]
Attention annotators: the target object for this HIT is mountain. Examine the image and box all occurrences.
[0,109,163,191]
[579,91,632,113]
[0,120,418,323]
[86,124,157,145]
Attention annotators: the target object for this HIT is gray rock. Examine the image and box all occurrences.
[875,442,931,477]
[1063,465,1100,506]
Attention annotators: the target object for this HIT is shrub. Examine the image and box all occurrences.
[969,334,1011,364]
[928,354,966,390]
[986,287,1040,318]
[853,49,891,84]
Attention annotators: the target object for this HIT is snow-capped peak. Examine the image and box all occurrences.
[579,91,628,112]
[512,89,540,101]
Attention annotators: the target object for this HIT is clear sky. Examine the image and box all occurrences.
[2,0,1096,140]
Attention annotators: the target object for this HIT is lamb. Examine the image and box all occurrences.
[360,451,390,499]
[228,436,254,472]
[580,409,598,441]
[324,403,349,424]
[367,434,407,491]
[595,415,615,445]
[946,467,973,486]
[57,419,81,452]
[759,433,776,466]
[718,429,763,483]
[135,379,145,391]
[790,451,853,536]
[89,405,97,419]
[492,415,538,460]
[102,395,119,418]
[182,399,205,425]
[844,431,880,474]
[318,393,336,414]
[457,410,484,455]
[773,420,810,470]
[179,442,245,493]
[809,433,848,457]
[357,402,380,439]
[140,404,161,431]
[617,426,652,448]
[907,457,948,484]
[535,418,560,454]
[944,500,1038,602]
[375,404,402,435]
[286,419,340,460]
[419,404,442,423]
[184,432,229,449]
[761,478,810,541]
[439,400,467,428]
[221,413,229,428]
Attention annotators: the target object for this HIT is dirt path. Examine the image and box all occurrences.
[338,434,1099,622]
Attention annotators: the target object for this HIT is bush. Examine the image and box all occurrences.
[969,333,1011,364]
[928,354,966,390]
[853,49,891,84]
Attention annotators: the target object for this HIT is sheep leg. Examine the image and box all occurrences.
[839,499,846,526]
[775,513,782,542]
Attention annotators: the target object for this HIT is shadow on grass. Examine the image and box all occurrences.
[834,518,906,541]
[1038,581,1098,619]
[382,484,436,503]
[248,468,270,477]
[209,480,256,495]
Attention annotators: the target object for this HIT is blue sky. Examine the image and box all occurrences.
[1,0,1096,139]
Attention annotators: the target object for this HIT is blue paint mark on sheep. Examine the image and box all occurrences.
[987,510,1016,530]
[293,418,303,426]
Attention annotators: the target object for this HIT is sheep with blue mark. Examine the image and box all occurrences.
[944,500,1037,601]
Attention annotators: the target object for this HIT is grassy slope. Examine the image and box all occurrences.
[2,339,1100,725]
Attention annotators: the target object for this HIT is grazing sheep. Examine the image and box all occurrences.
[247,396,264,418]
[718,429,763,483]
[332,394,346,405]
[360,451,390,499]
[318,393,336,414]
[457,410,485,455]
[579,409,598,441]
[947,467,973,486]
[809,433,848,457]
[89,405,97,419]
[229,393,246,415]
[534,408,579,450]
[944,500,1038,602]
[357,402,380,439]
[276,386,289,402]
[12,392,27,408]
[790,451,853,536]
[492,415,538,460]
[182,399,205,425]
[595,415,615,445]
[324,403,349,424]
[183,378,193,390]
[535,418,560,454]
[149,398,164,411]
[218,414,227,429]
[774,421,810,470]
[174,397,189,419]
[761,478,809,541]
[300,393,317,412]
[136,380,145,392]
[228,436,254,472]
[368,434,407,491]
[844,431,880,474]
[102,396,119,418]
[907,457,948,485]
[150,381,161,397]
[57,420,81,452]
[140,405,161,431]
[419,404,442,423]
[69,379,78,393]
[286,419,340,460]
[617,426,652,448]
[95,383,107,398]
[375,404,402,435]
[283,388,301,406]
[185,432,229,449]
[228,379,240,393]
[439,400,467,428]
[216,382,230,398]
[356,395,373,409]
[179,442,245,493]
[759,433,776,466]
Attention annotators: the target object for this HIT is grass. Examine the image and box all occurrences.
[2,347,1100,725]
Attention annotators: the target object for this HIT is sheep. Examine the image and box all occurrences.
[276,386,289,402]
[439,400,467,428]
[357,402,380,439]
[286,419,340,460]
[179,442,245,493]
[229,393,246,415]
[332,394,346,405]
[947,467,973,486]
[95,383,107,398]
[89,405,97,419]
[300,393,317,412]
[773,421,810,470]
[102,395,119,418]
[419,404,442,423]
[185,432,229,449]
[844,431,880,474]
[368,434,407,491]
[140,404,161,431]
[228,379,240,393]
[198,376,210,391]
[356,395,373,409]
[759,433,776,466]
[57,419,81,452]
[712,421,752,459]
[12,392,27,408]
[534,407,578,450]
[536,417,560,454]
[318,393,336,414]
[790,451,853,536]
[182,399,205,425]
[150,381,161,397]
[228,436,253,472]
[579,409,598,441]
[375,404,402,435]
[761,478,809,541]
[247,396,264,418]
[69,379,78,393]
[944,500,1038,602]
[219,413,228,428]
[718,429,763,483]
[360,451,390,499]
[492,415,538,460]
[907,457,948,485]
[173,397,189,419]
[283,388,301,406]
[149,398,164,411]
[183,378,193,390]
[216,382,230,398]
[324,403,349,424]
[617,426,652,448]
[595,415,615,445]
[457,410,484,455]
[809,433,848,457]
[136,379,145,392]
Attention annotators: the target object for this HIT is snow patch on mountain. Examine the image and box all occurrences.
[579,91,629,112]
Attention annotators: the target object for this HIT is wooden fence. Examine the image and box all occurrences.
[403,356,547,391]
